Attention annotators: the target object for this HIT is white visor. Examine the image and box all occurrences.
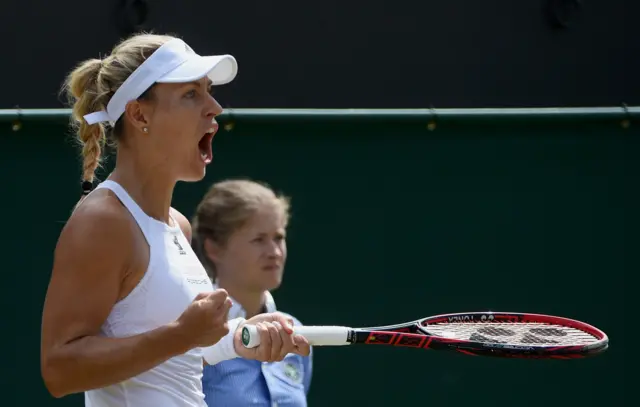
[83,38,237,126]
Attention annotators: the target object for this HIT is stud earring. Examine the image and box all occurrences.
[143,127,148,133]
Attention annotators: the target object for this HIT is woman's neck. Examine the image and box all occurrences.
[217,279,267,319]
[110,151,176,224]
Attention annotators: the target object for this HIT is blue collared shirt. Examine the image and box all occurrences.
[202,290,312,407]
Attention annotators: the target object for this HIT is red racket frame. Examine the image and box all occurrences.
[348,311,608,359]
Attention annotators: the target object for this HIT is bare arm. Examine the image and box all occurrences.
[41,198,194,398]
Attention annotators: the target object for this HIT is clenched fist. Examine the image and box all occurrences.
[176,289,232,348]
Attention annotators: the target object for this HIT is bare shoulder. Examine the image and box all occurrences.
[42,191,142,350]
[170,207,192,243]
[52,192,140,280]
[55,192,139,269]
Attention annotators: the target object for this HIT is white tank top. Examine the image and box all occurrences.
[84,180,214,407]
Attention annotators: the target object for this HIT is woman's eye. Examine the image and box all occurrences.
[185,89,196,98]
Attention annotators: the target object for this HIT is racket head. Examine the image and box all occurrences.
[415,311,609,359]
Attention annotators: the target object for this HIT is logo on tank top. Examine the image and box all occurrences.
[173,235,187,255]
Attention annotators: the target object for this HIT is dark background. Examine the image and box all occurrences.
[0,110,634,405]
[2,0,637,109]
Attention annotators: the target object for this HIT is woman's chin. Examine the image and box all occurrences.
[179,165,208,182]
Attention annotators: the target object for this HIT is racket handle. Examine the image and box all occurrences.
[242,325,352,348]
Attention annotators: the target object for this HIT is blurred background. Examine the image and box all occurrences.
[0,0,635,406]
[1,0,637,109]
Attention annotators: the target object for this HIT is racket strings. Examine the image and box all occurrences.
[425,322,598,346]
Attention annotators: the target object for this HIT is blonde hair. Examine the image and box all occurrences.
[192,179,291,279]
[62,33,175,193]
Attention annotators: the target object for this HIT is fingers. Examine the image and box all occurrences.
[267,322,283,361]
[241,312,306,362]
[194,289,229,308]
[199,290,231,326]
[222,298,232,319]
[278,323,296,360]
[250,321,299,362]
[256,323,273,360]
[212,298,232,329]
[193,292,210,301]
[272,314,295,334]
[208,289,229,308]
[292,334,311,357]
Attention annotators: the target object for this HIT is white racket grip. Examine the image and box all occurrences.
[242,325,352,348]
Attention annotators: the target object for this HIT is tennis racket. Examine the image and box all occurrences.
[241,311,608,359]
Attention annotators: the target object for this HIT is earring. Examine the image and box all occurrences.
[143,127,148,133]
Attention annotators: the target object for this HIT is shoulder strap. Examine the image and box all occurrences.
[96,180,155,243]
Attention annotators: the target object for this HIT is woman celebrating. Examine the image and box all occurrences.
[192,179,312,407]
[40,33,310,407]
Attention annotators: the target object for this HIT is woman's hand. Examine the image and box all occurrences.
[233,312,311,362]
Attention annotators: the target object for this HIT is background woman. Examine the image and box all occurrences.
[192,179,313,407]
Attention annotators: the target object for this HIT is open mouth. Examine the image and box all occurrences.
[198,127,216,163]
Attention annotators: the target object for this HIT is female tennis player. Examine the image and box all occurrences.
[191,179,312,407]
[40,33,310,407]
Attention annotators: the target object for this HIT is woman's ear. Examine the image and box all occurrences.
[203,238,222,264]
[123,99,152,134]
